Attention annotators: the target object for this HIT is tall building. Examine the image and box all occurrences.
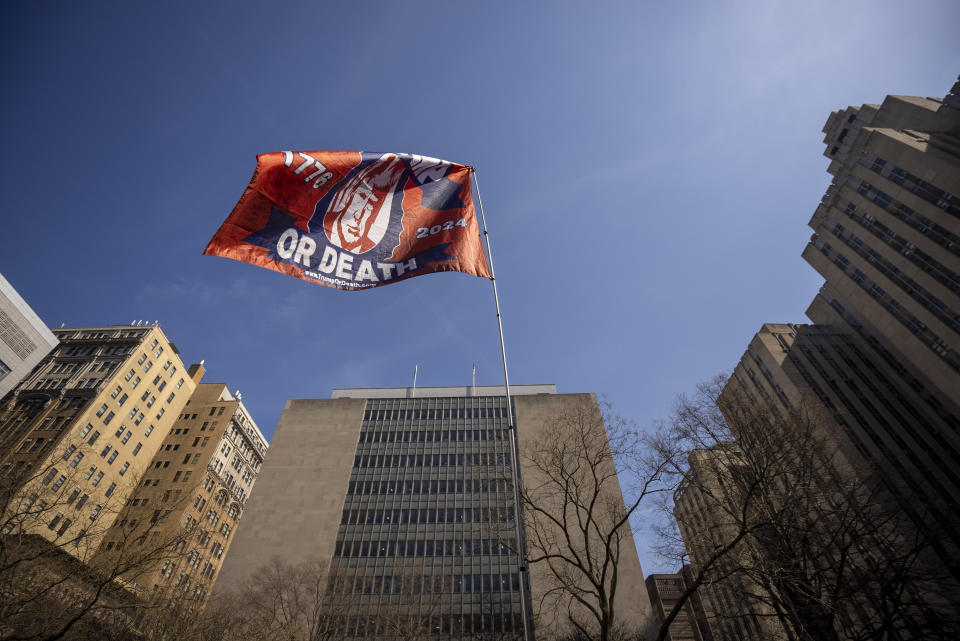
[0,273,58,400]
[93,382,268,604]
[0,324,201,557]
[804,82,960,403]
[680,79,960,638]
[215,385,652,639]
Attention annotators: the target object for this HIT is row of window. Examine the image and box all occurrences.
[333,612,523,637]
[43,465,117,497]
[834,195,960,295]
[825,220,960,331]
[358,428,510,444]
[341,506,514,526]
[334,537,516,558]
[353,452,511,469]
[363,406,510,421]
[337,571,521,596]
[347,478,513,496]
[852,177,960,257]
[813,237,959,373]
[864,153,959,219]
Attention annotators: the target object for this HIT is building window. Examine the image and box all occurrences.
[96,404,107,418]
[51,475,67,492]
[111,386,122,399]
[105,483,116,497]
[69,452,84,468]
[124,369,135,381]
[131,376,141,388]
[61,445,77,461]
[107,451,118,464]
[92,471,104,487]
[103,411,115,425]
[79,423,93,439]
[133,442,142,456]
[119,462,129,476]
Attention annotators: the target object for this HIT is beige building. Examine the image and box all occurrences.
[679,79,960,638]
[645,570,712,641]
[673,446,790,641]
[0,273,58,400]
[94,381,268,603]
[0,324,200,559]
[215,385,652,639]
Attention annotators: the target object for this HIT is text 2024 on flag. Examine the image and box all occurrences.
[204,151,491,290]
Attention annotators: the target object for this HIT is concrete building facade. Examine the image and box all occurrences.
[678,80,960,638]
[216,385,651,640]
[645,570,713,641]
[0,273,58,400]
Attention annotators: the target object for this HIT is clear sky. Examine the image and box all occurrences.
[2,0,958,575]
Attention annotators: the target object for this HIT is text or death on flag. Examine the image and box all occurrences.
[204,151,491,290]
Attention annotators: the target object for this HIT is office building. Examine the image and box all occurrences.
[215,385,652,639]
[93,382,268,603]
[0,273,58,400]
[0,324,201,558]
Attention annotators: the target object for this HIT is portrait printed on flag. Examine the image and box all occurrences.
[204,151,490,290]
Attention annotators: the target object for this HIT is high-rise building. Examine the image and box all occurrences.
[681,79,960,638]
[93,382,268,603]
[215,385,651,639]
[0,273,58,400]
[0,324,201,557]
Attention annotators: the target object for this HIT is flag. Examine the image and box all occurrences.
[204,151,491,290]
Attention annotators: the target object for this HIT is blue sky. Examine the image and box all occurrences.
[2,1,958,574]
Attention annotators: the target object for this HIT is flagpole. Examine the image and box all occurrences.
[471,168,534,641]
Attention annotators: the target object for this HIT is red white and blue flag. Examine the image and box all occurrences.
[204,151,490,290]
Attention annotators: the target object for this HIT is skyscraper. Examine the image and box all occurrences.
[215,385,652,639]
[677,79,960,638]
[804,81,960,403]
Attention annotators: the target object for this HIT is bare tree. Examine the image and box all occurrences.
[517,396,669,641]
[651,376,960,641]
[0,459,196,641]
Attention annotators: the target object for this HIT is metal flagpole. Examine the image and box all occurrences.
[471,168,534,641]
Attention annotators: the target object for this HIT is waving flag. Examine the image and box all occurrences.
[204,151,490,290]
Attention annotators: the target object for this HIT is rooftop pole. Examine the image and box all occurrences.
[471,168,534,641]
